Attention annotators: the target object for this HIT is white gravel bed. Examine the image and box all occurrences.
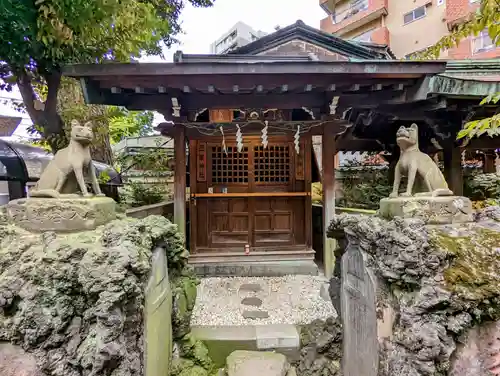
[190,275,337,326]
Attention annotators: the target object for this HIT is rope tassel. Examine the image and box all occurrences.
[236,124,243,153]
[294,125,301,154]
[261,121,268,149]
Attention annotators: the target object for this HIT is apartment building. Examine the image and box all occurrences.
[209,22,267,55]
[319,0,499,59]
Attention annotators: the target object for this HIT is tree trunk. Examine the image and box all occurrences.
[17,70,68,152]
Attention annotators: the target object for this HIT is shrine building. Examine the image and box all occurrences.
[64,20,500,277]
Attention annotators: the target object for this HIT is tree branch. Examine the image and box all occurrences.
[16,70,44,128]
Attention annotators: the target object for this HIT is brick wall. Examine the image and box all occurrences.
[446,0,480,26]
[258,40,349,61]
[371,26,389,45]
[321,0,388,35]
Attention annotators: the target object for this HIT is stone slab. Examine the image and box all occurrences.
[226,350,289,376]
[379,195,473,224]
[256,324,300,361]
[192,261,319,277]
[191,324,301,368]
[5,196,116,232]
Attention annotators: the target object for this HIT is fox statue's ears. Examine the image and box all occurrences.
[410,123,418,131]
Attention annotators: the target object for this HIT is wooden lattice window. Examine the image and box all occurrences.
[211,146,249,183]
[254,145,290,183]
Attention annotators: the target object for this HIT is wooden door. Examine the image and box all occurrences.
[190,136,311,255]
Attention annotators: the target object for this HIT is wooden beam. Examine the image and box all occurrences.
[483,151,497,173]
[98,76,416,93]
[322,130,337,279]
[443,145,463,196]
[128,93,329,111]
[65,61,446,77]
[174,126,186,237]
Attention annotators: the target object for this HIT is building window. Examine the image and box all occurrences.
[403,6,427,24]
[437,0,445,5]
[472,30,495,54]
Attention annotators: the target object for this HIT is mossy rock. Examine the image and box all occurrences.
[172,272,199,339]
[179,333,215,372]
[431,227,500,303]
[171,358,209,376]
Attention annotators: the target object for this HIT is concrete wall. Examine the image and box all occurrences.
[210,22,267,54]
[385,0,448,58]
[319,0,500,59]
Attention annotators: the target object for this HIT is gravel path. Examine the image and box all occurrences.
[190,275,337,326]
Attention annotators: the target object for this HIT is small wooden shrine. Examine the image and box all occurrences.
[64,20,499,274]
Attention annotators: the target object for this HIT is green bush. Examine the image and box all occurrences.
[464,172,500,201]
[337,165,392,210]
[120,181,166,207]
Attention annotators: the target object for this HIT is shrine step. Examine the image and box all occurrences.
[190,260,319,277]
[190,324,301,369]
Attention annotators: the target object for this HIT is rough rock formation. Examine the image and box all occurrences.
[293,318,342,376]
[0,214,202,376]
[328,206,500,376]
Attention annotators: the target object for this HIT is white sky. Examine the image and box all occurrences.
[0,0,324,139]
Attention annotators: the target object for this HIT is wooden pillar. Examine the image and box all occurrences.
[323,131,336,279]
[174,125,186,237]
[483,151,497,173]
[443,146,463,196]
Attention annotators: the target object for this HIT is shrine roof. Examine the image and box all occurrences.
[64,58,446,112]
[226,19,395,60]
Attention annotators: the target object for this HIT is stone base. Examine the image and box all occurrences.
[5,196,116,232]
[379,195,473,224]
[191,324,300,368]
[191,261,319,277]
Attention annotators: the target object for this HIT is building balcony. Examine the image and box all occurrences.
[319,0,342,15]
[320,0,388,37]
[445,0,480,29]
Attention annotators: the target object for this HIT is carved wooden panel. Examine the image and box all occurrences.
[254,145,290,184]
[254,198,293,245]
[210,198,250,245]
[197,142,207,182]
[209,109,233,123]
[211,146,249,184]
[295,142,305,180]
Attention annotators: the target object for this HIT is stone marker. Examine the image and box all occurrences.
[144,247,173,376]
[6,196,116,232]
[340,232,378,376]
[379,123,472,224]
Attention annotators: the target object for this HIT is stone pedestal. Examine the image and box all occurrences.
[379,195,473,224]
[5,196,116,232]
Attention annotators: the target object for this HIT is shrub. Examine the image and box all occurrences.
[120,181,166,207]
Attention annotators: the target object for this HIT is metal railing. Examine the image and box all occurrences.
[332,0,369,24]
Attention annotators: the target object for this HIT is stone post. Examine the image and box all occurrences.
[144,246,173,376]
[340,231,378,376]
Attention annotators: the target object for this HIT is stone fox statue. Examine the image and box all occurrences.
[30,120,104,198]
[390,123,453,198]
